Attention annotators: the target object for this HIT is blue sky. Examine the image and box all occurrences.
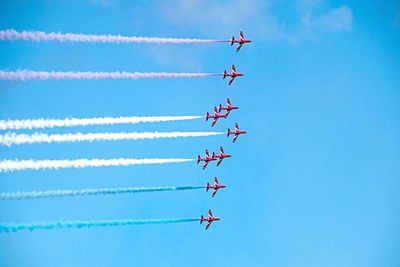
[0,0,399,266]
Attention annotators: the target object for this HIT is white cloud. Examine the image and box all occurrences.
[317,5,353,32]
[158,0,354,42]
[394,11,400,28]
[159,0,266,35]
[159,0,283,41]
[86,0,112,6]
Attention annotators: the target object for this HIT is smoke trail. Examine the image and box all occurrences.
[0,186,205,200]
[0,131,224,146]
[0,70,222,81]
[0,218,199,233]
[0,158,193,172]
[0,29,229,44]
[0,115,202,130]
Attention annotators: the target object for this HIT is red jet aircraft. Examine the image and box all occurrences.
[215,146,232,166]
[206,177,226,197]
[223,65,243,85]
[227,123,247,143]
[206,106,227,127]
[197,149,217,170]
[219,98,239,117]
[231,30,252,52]
[200,209,220,230]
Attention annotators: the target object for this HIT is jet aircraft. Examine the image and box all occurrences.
[200,209,220,230]
[231,30,252,52]
[197,149,218,170]
[215,146,232,166]
[227,123,247,143]
[206,106,227,127]
[206,177,226,197]
[223,65,243,85]
[219,98,239,117]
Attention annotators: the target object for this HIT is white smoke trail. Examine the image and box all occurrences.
[0,115,202,130]
[0,29,228,44]
[0,158,193,172]
[0,186,205,200]
[0,70,222,81]
[0,131,224,146]
[0,218,199,233]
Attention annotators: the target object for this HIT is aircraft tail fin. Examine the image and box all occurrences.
[219,104,223,112]
[223,70,227,79]
[231,37,235,46]
[227,128,231,137]
[200,215,204,224]
[197,155,201,164]
[206,112,209,121]
[206,183,210,192]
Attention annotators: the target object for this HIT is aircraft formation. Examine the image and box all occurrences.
[198,31,250,230]
[0,29,252,233]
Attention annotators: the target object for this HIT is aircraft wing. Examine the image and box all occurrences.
[202,161,209,170]
[205,221,212,230]
[240,30,244,40]
[208,210,213,217]
[212,189,217,197]
[231,65,237,73]
[211,119,217,127]
[229,77,235,85]
[216,158,223,166]
[236,43,243,52]
[233,135,238,143]
[235,123,239,131]
[215,177,219,184]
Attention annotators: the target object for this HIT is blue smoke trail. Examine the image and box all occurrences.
[0,186,205,200]
[0,218,199,233]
